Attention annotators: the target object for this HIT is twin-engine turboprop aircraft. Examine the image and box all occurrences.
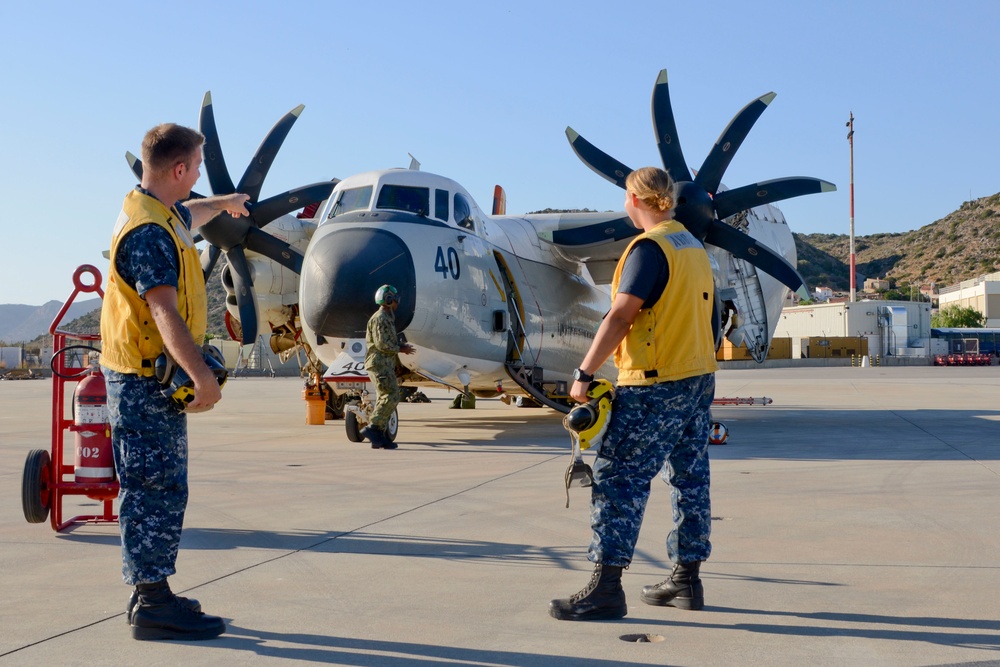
[127,70,835,413]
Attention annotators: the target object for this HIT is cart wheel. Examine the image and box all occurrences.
[384,409,398,442]
[22,449,51,524]
[345,405,363,442]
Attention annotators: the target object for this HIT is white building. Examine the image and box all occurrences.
[813,286,833,302]
[778,300,933,359]
[937,271,1000,327]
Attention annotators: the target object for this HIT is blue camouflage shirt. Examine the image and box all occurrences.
[114,187,193,297]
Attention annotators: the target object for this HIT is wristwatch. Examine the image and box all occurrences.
[573,368,594,383]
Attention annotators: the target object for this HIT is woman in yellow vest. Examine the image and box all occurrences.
[550,166,719,621]
[101,123,249,640]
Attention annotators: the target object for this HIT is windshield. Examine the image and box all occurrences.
[329,186,373,218]
[376,185,429,216]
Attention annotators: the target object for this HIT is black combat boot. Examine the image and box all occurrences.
[640,561,704,610]
[363,425,397,449]
[126,587,200,625]
[130,580,226,641]
[549,564,627,621]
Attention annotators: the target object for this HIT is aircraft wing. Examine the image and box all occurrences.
[525,212,639,284]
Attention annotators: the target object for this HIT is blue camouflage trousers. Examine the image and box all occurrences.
[588,373,715,567]
[104,369,188,585]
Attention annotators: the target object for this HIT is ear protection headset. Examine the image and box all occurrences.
[563,379,615,450]
[154,345,228,409]
[375,284,398,306]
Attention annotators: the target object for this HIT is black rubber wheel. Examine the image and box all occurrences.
[384,409,398,443]
[345,405,363,442]
[324,384,346,420]
[22,449,51,524]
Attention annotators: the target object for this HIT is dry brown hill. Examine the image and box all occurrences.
[796,192,1000,291]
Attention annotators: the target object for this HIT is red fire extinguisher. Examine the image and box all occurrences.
[74,367,115,484]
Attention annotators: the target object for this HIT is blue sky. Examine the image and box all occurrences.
[2,0,998,305]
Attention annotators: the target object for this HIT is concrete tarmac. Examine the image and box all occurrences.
[2,366,1000,666]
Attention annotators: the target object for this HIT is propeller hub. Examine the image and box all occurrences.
[199,212,253,252]
[672,182,715,241]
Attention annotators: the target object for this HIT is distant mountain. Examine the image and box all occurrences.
[0,298,103,344]
[795,192,1000,291]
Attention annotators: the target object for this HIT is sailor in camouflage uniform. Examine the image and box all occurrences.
[361,284,415,449]
[101,123,249,640]
[550,167,719,621]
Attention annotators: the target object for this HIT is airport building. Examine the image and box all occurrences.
[777,300,932,359]
[937,270,1000,326]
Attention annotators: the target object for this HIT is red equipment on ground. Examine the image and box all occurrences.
[21,264,119,532]
[72,368,114,484]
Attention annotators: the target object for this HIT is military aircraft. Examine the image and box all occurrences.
[128,70,835,420]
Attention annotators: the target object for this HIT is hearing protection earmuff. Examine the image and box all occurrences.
[563,379,615,450]
[154,345,228,409]
[562,379,615,508]
[375,284,398,306]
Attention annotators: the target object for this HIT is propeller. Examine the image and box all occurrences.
[566,69,835,294]
[195,93,338,344]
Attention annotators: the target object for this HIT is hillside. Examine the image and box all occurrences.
[796,192,1000,291]
[0,298,102,343]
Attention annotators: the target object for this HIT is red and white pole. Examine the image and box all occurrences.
[847,112,856,302]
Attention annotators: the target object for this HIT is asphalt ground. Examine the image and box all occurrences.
[2,366,999,666]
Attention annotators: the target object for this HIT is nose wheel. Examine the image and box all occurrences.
[345,401,398,444]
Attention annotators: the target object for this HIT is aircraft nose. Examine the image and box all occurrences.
[300,227,416,339]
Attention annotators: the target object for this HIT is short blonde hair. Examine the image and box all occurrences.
[141,123,205,175]
[625,166,675,213]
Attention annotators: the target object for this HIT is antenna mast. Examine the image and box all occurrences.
[847,112,856,302]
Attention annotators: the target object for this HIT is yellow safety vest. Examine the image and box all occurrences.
[100,189,207,376]
[611,220,719,385]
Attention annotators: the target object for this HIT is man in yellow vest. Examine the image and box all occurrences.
[549,166,719,621]
[100,123,249,640]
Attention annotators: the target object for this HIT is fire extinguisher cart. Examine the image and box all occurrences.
[21,264,119,532]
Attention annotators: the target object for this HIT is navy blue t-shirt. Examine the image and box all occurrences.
[616,239,669,309]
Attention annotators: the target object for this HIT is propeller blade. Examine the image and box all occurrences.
[244,227,304,274]
[650,70,692,183]
[125,151,143,181]
[199,92,236,196]
[224,246,259,345]
[251,181,338,228]
[704,221,806,292]
[695,92,776,195]
[565,127,633,189]
[236,104,305,203]
[200,244,221,280]
[714,177,837,220]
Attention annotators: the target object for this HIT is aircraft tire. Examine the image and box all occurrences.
[345,406,364,443]
[22,449,51,524]
[384,410,398,443]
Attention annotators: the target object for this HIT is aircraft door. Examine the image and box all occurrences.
[492,251,530,366]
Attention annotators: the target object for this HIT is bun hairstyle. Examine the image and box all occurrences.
[625,166,676,214]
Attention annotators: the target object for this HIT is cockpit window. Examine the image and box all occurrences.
[435,189,449,222]
[376,185,429,216]
[453,193,474,230]
[329,186,373,218]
